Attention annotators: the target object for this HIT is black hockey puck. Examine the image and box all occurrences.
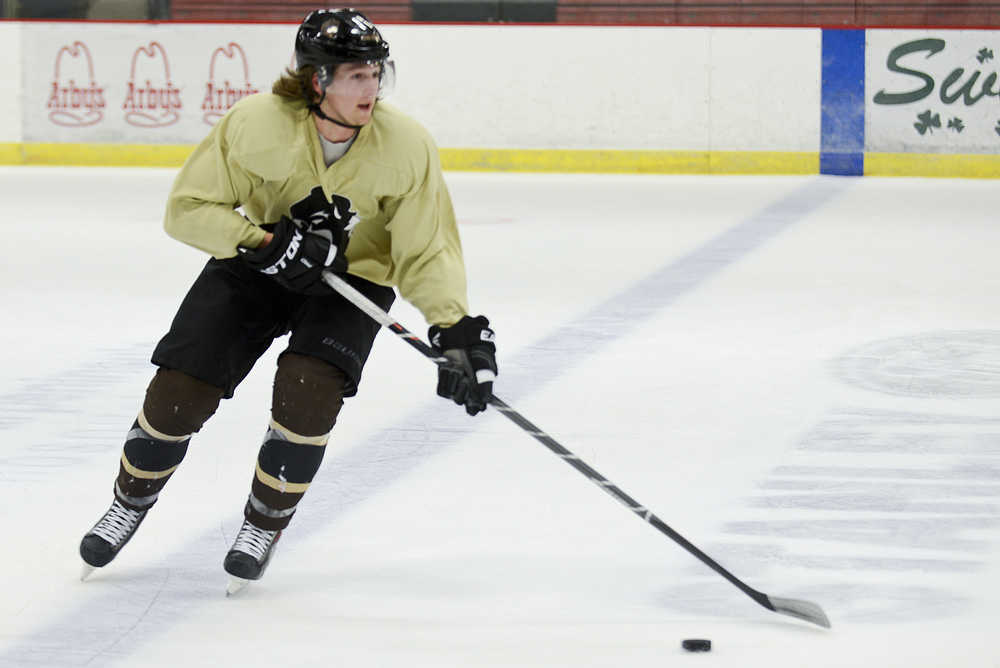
[681,639,712,652]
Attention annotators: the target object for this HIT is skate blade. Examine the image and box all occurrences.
[80,563,98,582]
[226,576,250,596]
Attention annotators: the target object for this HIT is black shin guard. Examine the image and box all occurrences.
[245,424,328,531]
[115,419,190,509]
[114,369,224,509]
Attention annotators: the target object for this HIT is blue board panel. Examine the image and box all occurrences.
[821,29,865,176]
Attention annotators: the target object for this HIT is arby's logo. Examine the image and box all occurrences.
[122,41,182,127]
[46,41,106,127]
[202,42,260,125]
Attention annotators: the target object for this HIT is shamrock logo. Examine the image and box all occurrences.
[947,117,965,133]
[914,110,941,135]
[977,48,994,64]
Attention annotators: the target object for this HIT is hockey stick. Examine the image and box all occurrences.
[322,272,831,629]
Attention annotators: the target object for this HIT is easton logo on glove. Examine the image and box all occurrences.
[260,227,304,275]
[241,184,356,295]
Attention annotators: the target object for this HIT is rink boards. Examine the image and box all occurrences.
[0,21,998,177]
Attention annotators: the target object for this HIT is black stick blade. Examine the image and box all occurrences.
[767,595,831,628]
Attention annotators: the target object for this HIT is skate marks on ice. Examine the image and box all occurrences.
[656,331,1000,624]
[0,342,151,431]
[0,343,152,482]
[0,178,850,665]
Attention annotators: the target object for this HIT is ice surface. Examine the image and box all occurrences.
[0,167,998,666]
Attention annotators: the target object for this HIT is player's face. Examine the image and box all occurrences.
[320,62,381,127]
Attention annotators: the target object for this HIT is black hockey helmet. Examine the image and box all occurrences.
[295,9,390,70]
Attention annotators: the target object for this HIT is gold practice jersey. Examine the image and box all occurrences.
[164,93,469,327]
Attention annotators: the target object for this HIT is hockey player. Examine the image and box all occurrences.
[79,8,498,593]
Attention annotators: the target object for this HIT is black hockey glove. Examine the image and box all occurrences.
[241,215,346,295]
[428,315,498,416]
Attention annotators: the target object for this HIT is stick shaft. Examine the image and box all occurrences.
[486,394,771,607]
[321,272,829,627]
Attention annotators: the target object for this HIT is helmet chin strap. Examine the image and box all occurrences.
[308,89,366,131]
[308,103,364,130]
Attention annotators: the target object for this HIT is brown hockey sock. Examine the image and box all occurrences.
[114,368,224,509]
[115,414,190,509]
[245,420,329,530]
[244,354,347,530]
